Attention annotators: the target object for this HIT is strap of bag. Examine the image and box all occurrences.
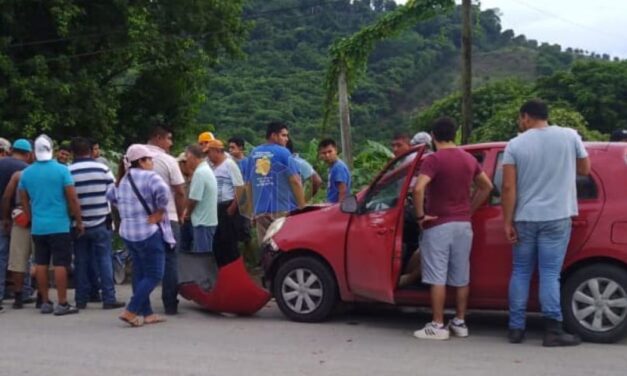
[127,171,153,216]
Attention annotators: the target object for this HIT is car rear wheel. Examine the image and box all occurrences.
[273,257,338,322]
[562,264,627,343]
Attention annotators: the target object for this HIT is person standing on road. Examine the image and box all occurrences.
[69,137,125,310]
[502,99,590,347]
[146,124,186,315]
[19,134,84,316]
[207,140,244,266]
[286,139,322,200]
[1,139,34,311]
[108,144,173,327]
[318,138,351,204]
[412,117,493,340]
[245,122,305,245]
[184,144,218,255]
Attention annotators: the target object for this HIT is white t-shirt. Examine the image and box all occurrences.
[212,158,244,203]
[145,144,185,222]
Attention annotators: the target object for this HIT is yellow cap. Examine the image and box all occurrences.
[198,131,215,143]
[205,139,225,150]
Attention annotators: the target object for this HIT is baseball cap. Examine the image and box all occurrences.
[411,131,432,146]
[206,139,225,150]
[0,137,10,151]
[198,132,215,143]
[125,144,156,163]
[34,134,54,161]
[12,139,32,153]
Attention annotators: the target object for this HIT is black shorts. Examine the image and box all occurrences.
[33,233,72,267]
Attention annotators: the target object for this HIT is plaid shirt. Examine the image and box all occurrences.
[107,169,175,246]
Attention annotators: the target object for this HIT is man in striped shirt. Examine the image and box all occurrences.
[69,137,124,310]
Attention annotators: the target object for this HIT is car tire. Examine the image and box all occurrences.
[273,256,338,323]
[562,264,627,343]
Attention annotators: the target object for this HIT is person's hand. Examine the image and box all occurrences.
[227,205,237,217]
[417,215,438,229]
[148,212,164,225]
[75,222,85,237]
[504,222,518,243]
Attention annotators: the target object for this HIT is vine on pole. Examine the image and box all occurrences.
[321,0,455,132]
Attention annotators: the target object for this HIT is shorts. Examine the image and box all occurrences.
[32,233,72,267]
[8,225,35,273]
[420,222,473,287]
[192,225,217,253]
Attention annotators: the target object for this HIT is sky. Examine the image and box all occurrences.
[396,0,627,59]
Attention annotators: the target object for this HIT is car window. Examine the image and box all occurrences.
[362,152,417,213]
[491,152,598,204]
[491,152,504,205]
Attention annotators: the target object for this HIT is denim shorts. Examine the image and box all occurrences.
[192,225,217,253]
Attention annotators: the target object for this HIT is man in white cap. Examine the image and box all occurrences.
[0,138,10,158]
[19,134,84,315]
[411,131,433,153]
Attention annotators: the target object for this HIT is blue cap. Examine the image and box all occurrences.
[12,139,32,152]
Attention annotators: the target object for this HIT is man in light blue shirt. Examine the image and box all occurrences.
[502,99,590,347]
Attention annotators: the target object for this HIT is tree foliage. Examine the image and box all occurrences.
[0,0,247,147]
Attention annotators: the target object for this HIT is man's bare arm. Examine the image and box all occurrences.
[576,157,591,176]
[289,175,306,209]
[502,165,518,243]
[172,184,186,222]
[2,172,20,222]
[310,173,322,198]
[65,186,84,235]
[470,172,493,214]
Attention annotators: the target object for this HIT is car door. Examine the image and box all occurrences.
[345,148,423,303]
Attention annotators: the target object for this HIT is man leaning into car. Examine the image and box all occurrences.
[412,117,493,340]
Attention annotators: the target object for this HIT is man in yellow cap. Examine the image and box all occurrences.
[198,132,215,151]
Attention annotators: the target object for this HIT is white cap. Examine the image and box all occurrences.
[34,134,54,161]
[0,137,10,151]
[411,132,432,147]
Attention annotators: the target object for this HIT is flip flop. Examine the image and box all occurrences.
[119,314,144,327]
[144,314,167,324]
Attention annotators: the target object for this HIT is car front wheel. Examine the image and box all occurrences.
[273,256,338,323]
[562,264,627,343]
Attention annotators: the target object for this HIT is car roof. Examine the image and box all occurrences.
[462,141,619,152]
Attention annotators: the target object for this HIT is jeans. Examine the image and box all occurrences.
[162,221,179,310]
[509,218,572,330]
[125,231,166,316]
[0,234,8,301]
[74,224,117,305]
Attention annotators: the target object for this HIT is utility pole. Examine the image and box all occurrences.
[461,0,472,144]
[338,67,353,168]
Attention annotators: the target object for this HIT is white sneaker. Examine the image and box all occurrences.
[413,322,450,340]
[448,319,469,337]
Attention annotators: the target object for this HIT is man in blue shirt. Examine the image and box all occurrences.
[245,122,305,245]
[19,134,84,315]
[318,138,351,204]
[502,99,590,346]
[286,139,322,201]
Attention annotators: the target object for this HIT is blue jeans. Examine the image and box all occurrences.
[162,221,179,311]
[125,231,166,316]
[509,218,572,329]
[74,224,117,305]
[0,234,8,301]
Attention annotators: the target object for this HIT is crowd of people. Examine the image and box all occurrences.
[0,121,356,325]
[0,102,623,342]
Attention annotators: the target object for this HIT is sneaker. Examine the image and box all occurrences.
[22,296,36,305]
[76,302,87,310]
[413,322,450,340]
[448,319,469,337]
[89,294,102,303]
[0,305,5,314]
[36,294,43,309]
[54,303,79,316]
[102,301,126,310]
[40,301,54,314]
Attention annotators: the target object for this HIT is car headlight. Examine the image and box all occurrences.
[263,217,287,244]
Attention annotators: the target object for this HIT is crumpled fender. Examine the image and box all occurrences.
[179,256,271,315]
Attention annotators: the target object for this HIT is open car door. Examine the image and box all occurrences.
[345,147,424,303]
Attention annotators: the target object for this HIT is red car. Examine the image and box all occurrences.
[261,142,627,343]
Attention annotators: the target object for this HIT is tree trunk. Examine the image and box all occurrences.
[461,0,472,144]
[338,68,353,169]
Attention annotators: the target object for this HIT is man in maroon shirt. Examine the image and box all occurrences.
[412,117,493,340]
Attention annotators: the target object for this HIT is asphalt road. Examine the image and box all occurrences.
[1,285,626,376]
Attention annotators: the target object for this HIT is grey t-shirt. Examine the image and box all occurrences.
[503,126,588,222]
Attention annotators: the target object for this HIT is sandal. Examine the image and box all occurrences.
[119,311,144,327]
[144,314,167,324]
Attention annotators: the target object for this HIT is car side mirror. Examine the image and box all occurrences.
[340,195,359,214]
